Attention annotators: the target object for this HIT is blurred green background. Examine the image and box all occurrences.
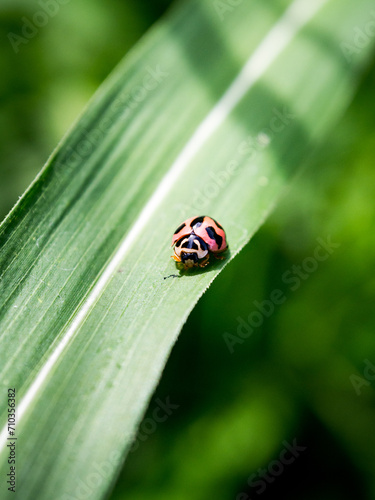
[0,0,171,220]
[1,1,375,499]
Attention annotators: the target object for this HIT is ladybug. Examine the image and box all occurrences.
[171,215,228,269]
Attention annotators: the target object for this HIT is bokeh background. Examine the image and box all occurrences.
[1,1,375,499]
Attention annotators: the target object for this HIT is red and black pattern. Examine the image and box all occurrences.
[171,215,228,269]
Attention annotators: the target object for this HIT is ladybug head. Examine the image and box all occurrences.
[180,252,199,268]
[174,234,209,268]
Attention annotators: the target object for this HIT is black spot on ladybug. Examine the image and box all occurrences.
[190,216,205,229]
[175,239,183,247]
[206,226,223,249]
[183,234,198,250]
[174,222,186,234]
[185,235,208,251]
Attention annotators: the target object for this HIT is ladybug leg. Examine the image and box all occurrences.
[172,254,185,270]
[199,255,210,268]
[213,250,227,261]
[214,254,225,260]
